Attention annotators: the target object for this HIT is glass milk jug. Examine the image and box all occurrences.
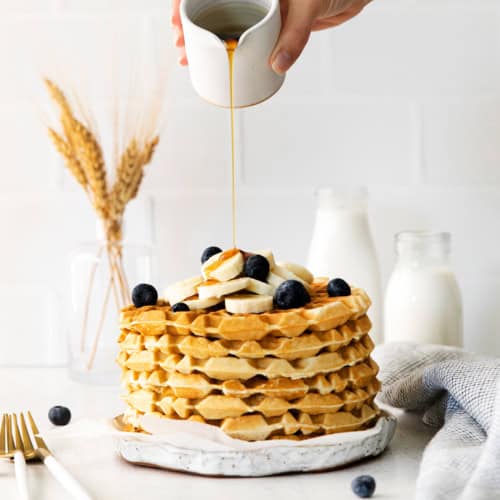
[384,232,463,346]
[307,187,383,343]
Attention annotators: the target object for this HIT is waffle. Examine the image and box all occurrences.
[122,402,380,441]
[121,357,379,399]
[117,335,375,381]
[119,316,371,361]
[123,378,380,419]
[120,279,371,341]
[119,266,381,441]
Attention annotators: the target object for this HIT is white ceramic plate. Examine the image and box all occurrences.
[116,412,396,477]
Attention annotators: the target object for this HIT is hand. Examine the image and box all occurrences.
[271,0,372,74]
[171,0,371,71]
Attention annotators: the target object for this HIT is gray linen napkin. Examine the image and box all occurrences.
[374,343,500,500]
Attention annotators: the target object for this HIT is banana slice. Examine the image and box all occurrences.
[184,296,223,311]
[225,294,274,314]
[253,249,276,269]
[246,278,275,296]
[278,262,314,284]
[198,277,250,300]
[164,276,204,304]
[272,265,312,291]
[202,250,244,282]
[267,271,286,289]
[201,252,222,278]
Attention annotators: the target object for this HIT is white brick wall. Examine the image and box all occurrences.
[1,0,500,365]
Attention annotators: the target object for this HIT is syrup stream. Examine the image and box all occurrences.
[226,39,238,249]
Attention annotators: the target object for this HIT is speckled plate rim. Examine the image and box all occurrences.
[115,411,397,477]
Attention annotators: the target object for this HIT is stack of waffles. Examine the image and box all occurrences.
[117,250,381,441]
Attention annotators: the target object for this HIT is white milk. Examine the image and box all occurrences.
[307,188,383,343]
[384,232,463,346]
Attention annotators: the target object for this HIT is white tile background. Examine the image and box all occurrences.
[1,0,500,365]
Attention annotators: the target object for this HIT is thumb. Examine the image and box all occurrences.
[270,1,318,75]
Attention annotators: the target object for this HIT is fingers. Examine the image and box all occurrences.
[270,0,319,75]
[174,29,188,65]
[178,51,188,66]
[171,0,188,65]
[311,1,370,31]
[171,0,181,28]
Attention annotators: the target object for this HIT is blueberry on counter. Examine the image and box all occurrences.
[201,246,223,264]
[48,406,71,426]
[352,475,376,498]
[172,302,190,312]
[132,284,158,307]
[327,278,351,297]
[244,255,270,282]
[274,280,310,309]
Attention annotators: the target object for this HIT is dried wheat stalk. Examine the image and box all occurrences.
[48,127,88,190]
[133,136,159,197]
[70,118,109,221]
[45,79,73,120]
[44,78,160,370]
[109,138,139,220]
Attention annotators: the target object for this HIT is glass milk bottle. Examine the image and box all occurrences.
[307,187,383,343]
[384,232,463,346]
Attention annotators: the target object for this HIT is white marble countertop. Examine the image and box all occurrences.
[0,368,435,500]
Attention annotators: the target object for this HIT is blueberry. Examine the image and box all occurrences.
[132,284,158,308]
[48,406,71,426]
[244,255,270,282]
[351,475,376,498]
[201,246,223,264]
[274,280,310,309]
[172,302,190,312]
[327,278,351,297]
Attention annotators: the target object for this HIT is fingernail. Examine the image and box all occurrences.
[271,50,292,74]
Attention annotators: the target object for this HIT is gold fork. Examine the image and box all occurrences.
[1,414,30,500]
[24,411,93,500]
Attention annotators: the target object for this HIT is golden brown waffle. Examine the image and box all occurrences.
[123,379,380,419]
[122,402,380,441]
[119,316,371,361]
[120,279,371,341]
[117,335,375,381]
[118,274,381,440]
[121,357,379,400]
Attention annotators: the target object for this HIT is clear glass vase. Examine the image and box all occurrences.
[68,238,152,385]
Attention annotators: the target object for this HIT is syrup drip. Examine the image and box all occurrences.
[204,248,240,278]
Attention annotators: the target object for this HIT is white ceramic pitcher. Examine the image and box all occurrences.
[180,0,285,108]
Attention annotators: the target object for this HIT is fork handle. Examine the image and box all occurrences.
[14,451,29,500]
[43,455,93,500]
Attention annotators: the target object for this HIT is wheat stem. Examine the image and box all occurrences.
[107,246,123,312]
[86,273,113,371]
[112,245,130,304]
[79,244,105,353]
